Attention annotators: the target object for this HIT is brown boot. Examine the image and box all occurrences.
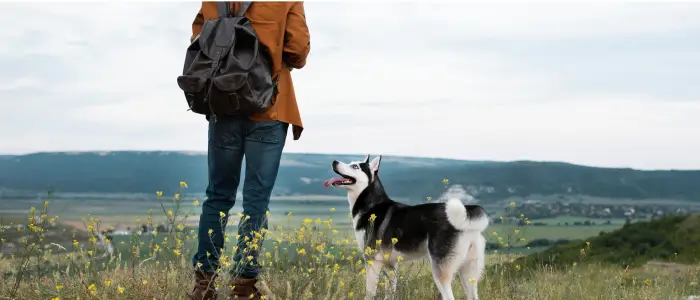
[229,277,262,300]
[189,270,217,300]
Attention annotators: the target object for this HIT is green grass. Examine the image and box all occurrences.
[2,190,699,299]
[2,210,699,300]
[516,214,700,270]
[532,216,629,225]
[486,223,620,241]
[1,196,631,244]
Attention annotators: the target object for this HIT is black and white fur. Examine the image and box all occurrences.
[323,155,488,300]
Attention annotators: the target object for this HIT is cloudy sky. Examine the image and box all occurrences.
[1,1,699,170]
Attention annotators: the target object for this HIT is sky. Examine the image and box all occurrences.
[1,1,699,170]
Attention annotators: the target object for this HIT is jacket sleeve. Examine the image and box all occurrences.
[191,6,204,43]
[283,2,311,69]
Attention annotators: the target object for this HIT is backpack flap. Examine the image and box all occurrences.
[211,73,248,92]
[176,76,207,95]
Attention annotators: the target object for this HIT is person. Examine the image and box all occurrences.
[188,2,310,300]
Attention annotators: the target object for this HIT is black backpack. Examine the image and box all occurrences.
[177,2,278,118]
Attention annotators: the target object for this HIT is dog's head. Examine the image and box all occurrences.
[323,155,382,194]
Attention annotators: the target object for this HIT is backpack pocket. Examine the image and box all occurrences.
[211,73,259,115]
[176,75,209,114]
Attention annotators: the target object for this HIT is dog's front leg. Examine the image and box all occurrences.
[365,260,382,300]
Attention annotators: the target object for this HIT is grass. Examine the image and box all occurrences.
[0,201,628,242]
[532,216,629,225]
[487,223,620,241]
[516,214,700,271]
[1,184,699,300]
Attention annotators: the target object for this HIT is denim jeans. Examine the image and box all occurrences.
[192,116,288,278]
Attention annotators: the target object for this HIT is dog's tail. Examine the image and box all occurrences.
[445,198,489,232]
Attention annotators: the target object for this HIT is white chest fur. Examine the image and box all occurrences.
[351,212,365,251]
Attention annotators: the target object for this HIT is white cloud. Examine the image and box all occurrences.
[308,2,700,40]
[0,1,699,170]
[0,78,42,91]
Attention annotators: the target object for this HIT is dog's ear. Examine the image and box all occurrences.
[363,154,370,164]
[369,155,382,173]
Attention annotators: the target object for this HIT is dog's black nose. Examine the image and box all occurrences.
[332,160,339,167]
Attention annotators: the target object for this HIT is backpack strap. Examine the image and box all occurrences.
[217,2,230,18]
[217,2,252,18]
[236,2,253,17]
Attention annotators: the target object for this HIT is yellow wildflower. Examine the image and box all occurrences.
[87,284,96,295]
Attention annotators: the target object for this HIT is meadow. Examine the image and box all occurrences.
[1,186,699,299]
[0,193,624,242]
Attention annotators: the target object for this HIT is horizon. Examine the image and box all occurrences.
[2,149,698,171]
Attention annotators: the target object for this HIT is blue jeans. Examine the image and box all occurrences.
[192,116,288,278]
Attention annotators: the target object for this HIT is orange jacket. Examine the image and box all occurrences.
[191,2,311,140]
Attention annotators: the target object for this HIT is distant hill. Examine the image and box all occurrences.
[514,214,700,268]
[0,151,699,202]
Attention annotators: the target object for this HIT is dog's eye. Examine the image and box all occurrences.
[351,164,359,169]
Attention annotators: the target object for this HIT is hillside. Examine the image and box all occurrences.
[515,214,700,269]
[0,151,699,202]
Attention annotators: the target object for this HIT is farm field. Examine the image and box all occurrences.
[0,195,631,244]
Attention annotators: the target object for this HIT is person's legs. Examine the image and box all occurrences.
[232,120,288,279]
[192,117,245,274]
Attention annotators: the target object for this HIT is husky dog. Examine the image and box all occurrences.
[323,155,489,300]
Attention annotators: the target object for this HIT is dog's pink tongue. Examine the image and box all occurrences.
[323,177,345,188]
